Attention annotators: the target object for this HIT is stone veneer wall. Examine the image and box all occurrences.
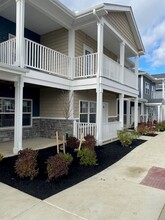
[0,118,73,143]
[40,119,74,139]
[0,129,14,143]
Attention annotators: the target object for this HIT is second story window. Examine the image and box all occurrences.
[145,82,150,95]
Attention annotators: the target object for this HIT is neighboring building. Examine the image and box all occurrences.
[0,0,144,154]
[138,72,165,123]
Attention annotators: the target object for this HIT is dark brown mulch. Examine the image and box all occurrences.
[0,139,146,200]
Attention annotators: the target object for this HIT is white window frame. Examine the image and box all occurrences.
[0,97,32,129]
[79,100,96,123]
[145,82,150,95]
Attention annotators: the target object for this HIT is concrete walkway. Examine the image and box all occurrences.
[0,133,165,220]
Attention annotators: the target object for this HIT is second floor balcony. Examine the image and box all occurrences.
[0,37,137,90]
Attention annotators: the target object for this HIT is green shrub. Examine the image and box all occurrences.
[15,148,39,180]
[0,153,3,161]
[60,152,73,166]
[46,154,69,181]
[117,130,136,147]
[156,122,165,132]
[77,147,97,166]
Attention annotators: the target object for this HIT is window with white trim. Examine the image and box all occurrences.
[145,82,150,95]
[0,97,32,128]
[80,101,96,123]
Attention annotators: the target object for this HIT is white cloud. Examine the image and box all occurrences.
[59,0,165,73]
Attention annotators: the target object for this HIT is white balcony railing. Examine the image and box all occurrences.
[73,121,96,139]
[25,38,70,78]
[103,55,122,83]
[74,53,98,78]
[102,121,121,141]
[124,67,137,89]
[0,38,16,65]
[0,38,137,89]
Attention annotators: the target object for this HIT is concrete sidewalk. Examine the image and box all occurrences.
[0,133,165,220]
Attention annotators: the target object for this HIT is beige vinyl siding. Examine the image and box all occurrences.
[104,12,138,51]
[74,90,117,118]
[75,30,117,60]
[40,88,69,117]
[103,91,118,116]
[41,28,68,55]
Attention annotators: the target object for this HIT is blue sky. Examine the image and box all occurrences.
[59,0,165,75]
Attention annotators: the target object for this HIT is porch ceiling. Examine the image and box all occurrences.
[0,0,64,35]
[80,23,135,58]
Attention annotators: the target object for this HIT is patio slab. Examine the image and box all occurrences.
[0,137,62,157]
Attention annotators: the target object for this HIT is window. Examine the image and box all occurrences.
[145,82,150,95]
[0,97,32,128]
[80,101,96,123]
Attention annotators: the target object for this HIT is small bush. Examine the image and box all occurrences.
[156,122,165,132]
[137,123,149,135]
[117,130,136,147]
[77,147,97,166]
[15,148,39,180]
[0,153,3,161]
[46,154,69,181]
[60,152,73,166]
[67,136,79,149]
[82,135,96,150]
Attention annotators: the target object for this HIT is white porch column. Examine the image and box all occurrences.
[141,75,144,99]
[13,76,24,154]
[158,105,161,122]
[96,20,104,145]
[68,29,75,79]
[126,100,131,128]
[146,107,149,122]
[120,42,125,83]
[135,55,139,90]
[16,0,25,68]
[141,102,144,122]
[162,80,165,100]
[134,97,138,129]
[96,88,103,145]
[69,90,74,120]
[119,93,124,129]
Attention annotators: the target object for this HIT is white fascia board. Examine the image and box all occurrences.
[126,11,145,54]
[101,77,138,97]
[139,72,157,82]
[145,103,162,106]
[71,78,97,90]
[24,70,71,90]
[0,64,27,82]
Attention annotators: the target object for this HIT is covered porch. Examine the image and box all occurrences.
[0,137,62,158]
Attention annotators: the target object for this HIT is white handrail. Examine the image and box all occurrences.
[73,121,96,139]
[103,55,122,83]
[0,38,16,65]
[24,38,70,78]
[74,53,98,78]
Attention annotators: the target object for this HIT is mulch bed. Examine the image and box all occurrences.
[0,139,146,200]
